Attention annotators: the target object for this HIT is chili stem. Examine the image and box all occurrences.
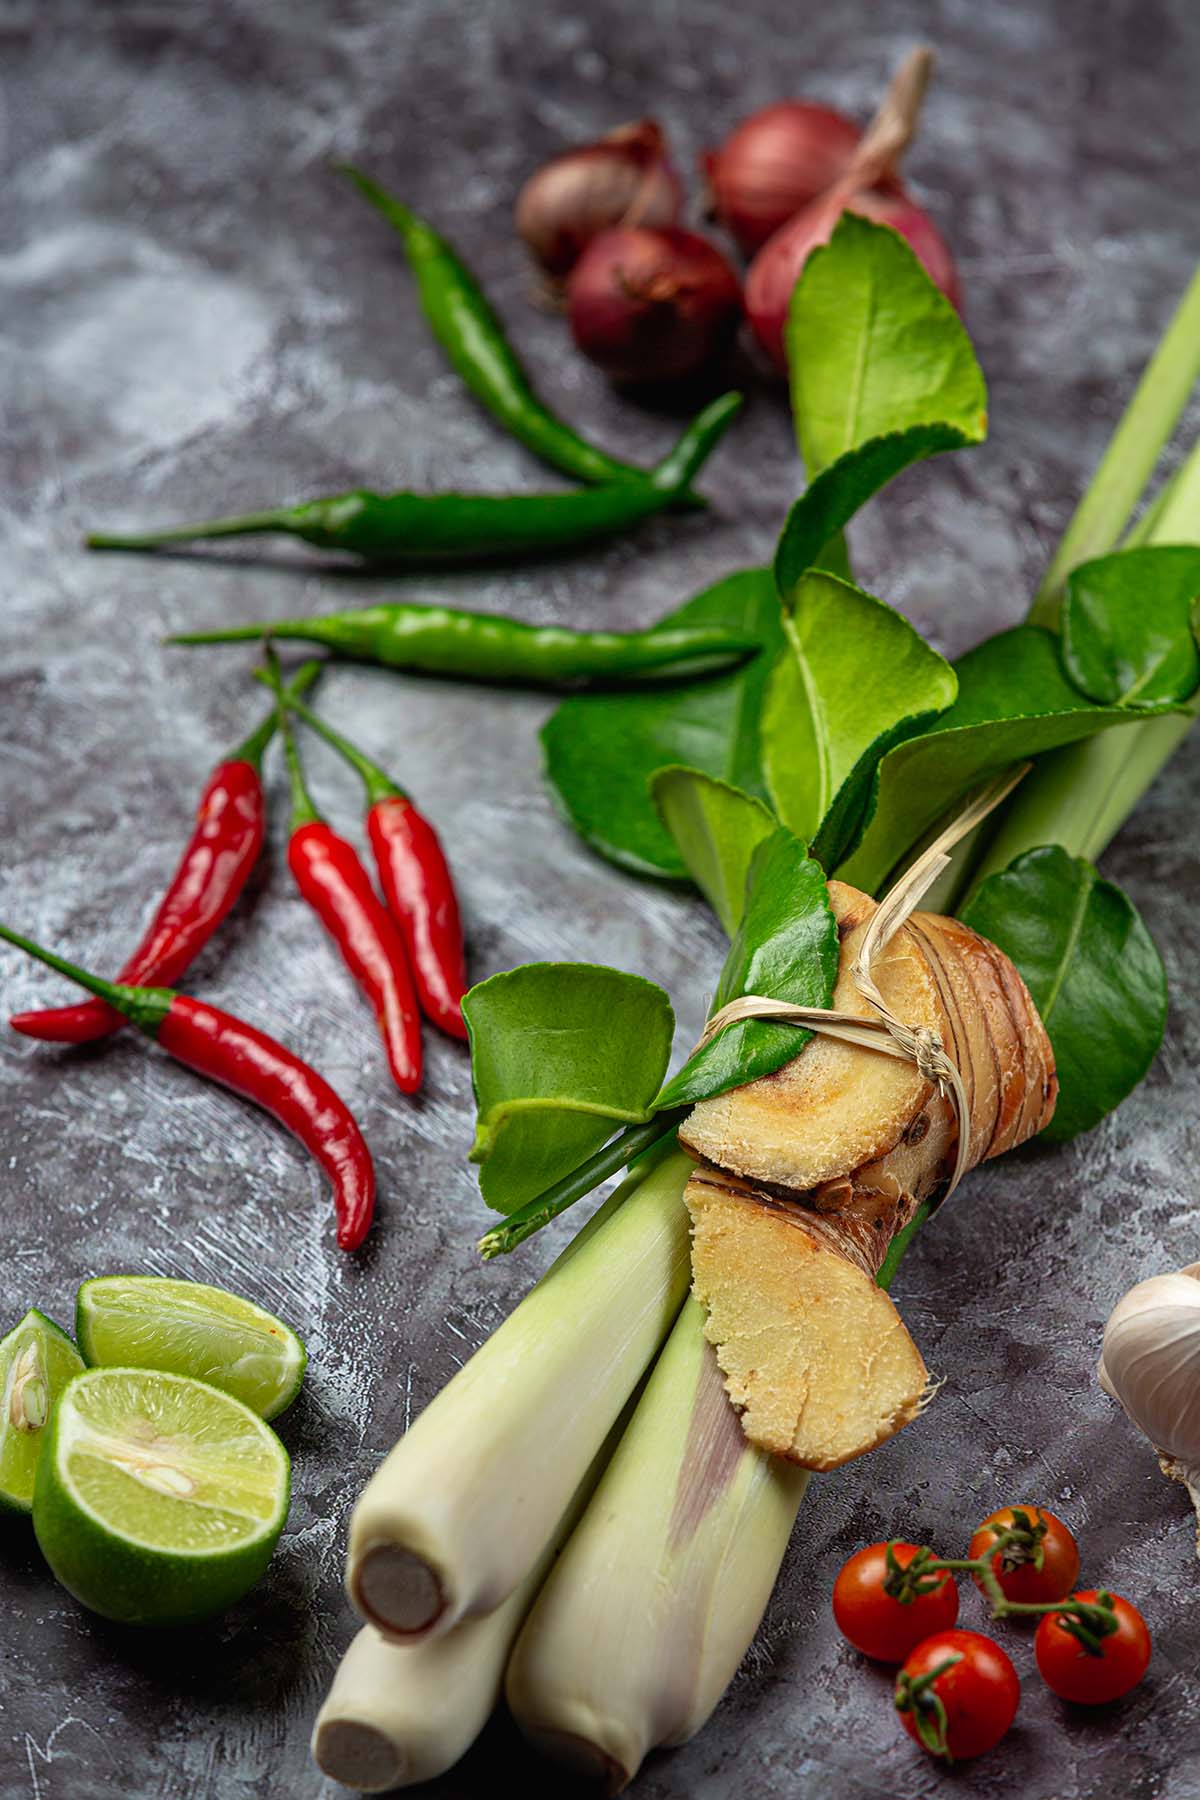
[87,510,292,551]
[477,1113,687,1259]
[251,671,401,807]
[0,924,170,1034]
[261,648,322,829]
[230,659,322,768]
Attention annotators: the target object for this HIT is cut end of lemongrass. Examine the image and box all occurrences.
[311,1719,406,1793]
[520,1728,630,1797]
[352,1544,446,1638]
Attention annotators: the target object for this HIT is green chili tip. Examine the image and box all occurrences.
[335,163,708,506]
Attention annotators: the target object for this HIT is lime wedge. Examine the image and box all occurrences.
[76,1276,306,1420]
[0,1309,84,1513]
[33,1367,290,1625]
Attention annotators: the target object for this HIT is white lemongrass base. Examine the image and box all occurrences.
[506,1295,810,1792]
[311,1602,528,1791]
[346,1150,693,1640]
[316,1493,570,1790]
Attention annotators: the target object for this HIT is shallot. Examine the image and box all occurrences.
[745,47,961,370]
[515,121,682,281]
[702,101,864,255]
[566,225,743,386]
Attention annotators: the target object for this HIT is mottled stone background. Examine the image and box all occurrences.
[2,1,1199,1796]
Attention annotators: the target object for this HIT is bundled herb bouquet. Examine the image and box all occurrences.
[317,219,1200,1790]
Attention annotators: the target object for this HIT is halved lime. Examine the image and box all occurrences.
[0,1309,84,1513]
[32,1367,290,1625]
[76,1276,306,1420]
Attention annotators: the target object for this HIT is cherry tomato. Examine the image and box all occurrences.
[1034,1590,1151,1704]
[968,1505,1080,1604]
[896,1629,1020,1761]
[832,1541,958,1663]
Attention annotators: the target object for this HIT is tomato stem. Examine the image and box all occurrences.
[885,1530,1119,1652]
[893,1655,963,1761]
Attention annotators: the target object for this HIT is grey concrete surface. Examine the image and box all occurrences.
[2,1,1199,1796]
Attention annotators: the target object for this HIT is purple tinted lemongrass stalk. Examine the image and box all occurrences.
[505,1297,809,1792]
[345,1150,692,1641]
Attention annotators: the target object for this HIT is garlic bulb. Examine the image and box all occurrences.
[1099,1262,1200,1554]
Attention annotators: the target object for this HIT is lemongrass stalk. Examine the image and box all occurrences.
[505,1296,809,1791]
[966,431,1200,898]
[1121,459,1185,548]
[314,1452,604,1791]
[1027,266,1200,628]
[345,1150,692,1641]
[313,1611,531,1791]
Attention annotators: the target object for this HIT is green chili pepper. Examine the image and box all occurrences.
[340,164,695,498]
[167,602,758,687]
[86,394,739,562]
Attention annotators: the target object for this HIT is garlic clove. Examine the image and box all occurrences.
[1099,1265,1200,1560]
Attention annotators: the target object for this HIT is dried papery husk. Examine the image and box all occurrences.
[682,880,1057,1471]
[1099,1263,1200,1557]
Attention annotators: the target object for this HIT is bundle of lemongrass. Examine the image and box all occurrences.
[314,249,1200,1792]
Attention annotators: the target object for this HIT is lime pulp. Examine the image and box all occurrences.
[33,1366,290,1626]
[76,1275,306,1420]
[0,1309,84,1513]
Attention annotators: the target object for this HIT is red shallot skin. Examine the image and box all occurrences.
[745,187,961,371]
[566,225,744,386]
[703,102,864,255]
[515,121,683,280]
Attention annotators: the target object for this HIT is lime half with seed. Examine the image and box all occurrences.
[77,1276,306,1420]
[0,1309,84,1513]
[33,1366,290,1626]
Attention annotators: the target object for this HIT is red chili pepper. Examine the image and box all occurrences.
[262,681,468,1039]
[265,656,423,1093]
[9,662,322,1046]
[368,800,467,1041]
[0,924,375,1250]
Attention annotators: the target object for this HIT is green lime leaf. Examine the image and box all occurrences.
[838,626,1177,895]
[961,846,1167,1141]
[657,827,838,1110]
[650,768,777,936]
[775,426,980,598]
[786,213,989,478]
[775,215,987,594]
[76,1277,305,1421]
[762,570,957,866]
[32,1367,290,1626]
[1061,545,1200,707]
[541,568,784,880]
[0,1310,83,1513]
[464,964,675,1214]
